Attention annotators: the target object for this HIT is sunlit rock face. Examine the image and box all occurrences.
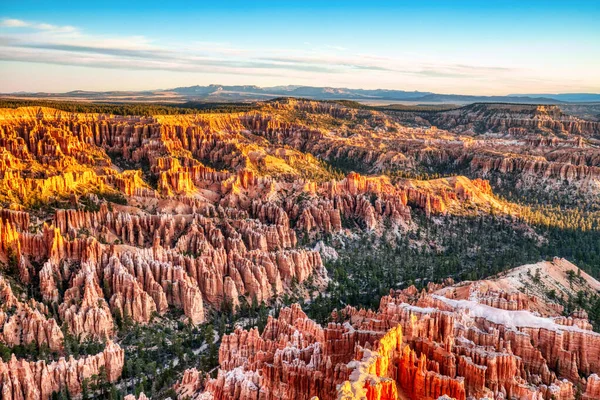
[179,258,600,400]
[0,102,509,343]
[0,340,124,400]
[0,275,64,352]
[424,104,600,136]
[1,99,600,400]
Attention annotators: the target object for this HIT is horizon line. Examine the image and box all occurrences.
[3,83,599,98]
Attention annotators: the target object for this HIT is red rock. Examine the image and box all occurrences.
[124,393,149,400]
[59,267,114,340]
[2,100,600,400]
[583,373,600,400]
[0,276,64,352]
[0,341,124,400]
[180,259,600,400]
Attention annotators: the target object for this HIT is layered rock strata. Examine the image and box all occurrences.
[0,341,124,400]
[180,258,600,400]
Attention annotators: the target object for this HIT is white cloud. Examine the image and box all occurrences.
[0,18,400,76]
[35,23,78,33]
[0,18,78,34]
[0,18,29,28]
[1,17,595,94]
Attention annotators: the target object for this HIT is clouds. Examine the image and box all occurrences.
[0,18,77,33]
[1,16,594,94]
[0,17,396,77]
[0,17,519,84]
[0,19,29,27]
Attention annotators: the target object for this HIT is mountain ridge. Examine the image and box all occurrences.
[5,84,599,104]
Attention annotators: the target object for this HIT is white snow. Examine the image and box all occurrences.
[401,304,438,314]
[342,321,355,334]
[432,295,599,335]
[313,241,339,261]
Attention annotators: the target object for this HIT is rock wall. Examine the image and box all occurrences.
[0,341,124,400]
[1,101,600,399]
[180,260,600,400]
[425,103,600,136]
[0,276,63,352]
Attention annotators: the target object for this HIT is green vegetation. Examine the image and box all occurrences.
[305,211,541,323]
[63,329,106,359]
[115,315,217,399]
[0,341,60,362]
[324,154,371,175]
[109,299,273,400]
[0,98,259,116]
[51,366,113,400]
[211,296,273,337]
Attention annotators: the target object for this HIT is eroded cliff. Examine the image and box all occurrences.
[179,258,600,400]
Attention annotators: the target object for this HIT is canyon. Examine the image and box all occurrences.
[0,99,598,399]
[177,258,600,400]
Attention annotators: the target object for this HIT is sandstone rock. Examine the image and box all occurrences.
[583,373,600,400]
[180,259,600,400]
[0,275,64,352]
[0,341,124,400]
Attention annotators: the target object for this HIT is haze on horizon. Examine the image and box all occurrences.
[0,0,598,96]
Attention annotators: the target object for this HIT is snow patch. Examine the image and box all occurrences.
[313,241,339,261]
[432,295,599,335]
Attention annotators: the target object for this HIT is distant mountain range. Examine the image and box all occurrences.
[3,84,600,104]
[507,93,600,102]
[168,85,572,103]
[169,84,435,101]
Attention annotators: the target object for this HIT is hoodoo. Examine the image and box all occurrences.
[0,98,599,399]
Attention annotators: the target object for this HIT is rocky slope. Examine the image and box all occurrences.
[247,100,600,192]
[0,100,599,399]
[179,258,600,400]
[3,100,600,203]
[422,103,600,136]
[0,340,124,400]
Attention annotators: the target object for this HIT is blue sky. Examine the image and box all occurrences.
[0,1,598,94]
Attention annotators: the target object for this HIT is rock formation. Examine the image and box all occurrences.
[179,258,600,400]
[1,100,600,399]
[0,276,64,352]
[424,103,600,136]
[0,341,124,400]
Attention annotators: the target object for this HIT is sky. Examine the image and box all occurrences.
[0,0,598,95]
